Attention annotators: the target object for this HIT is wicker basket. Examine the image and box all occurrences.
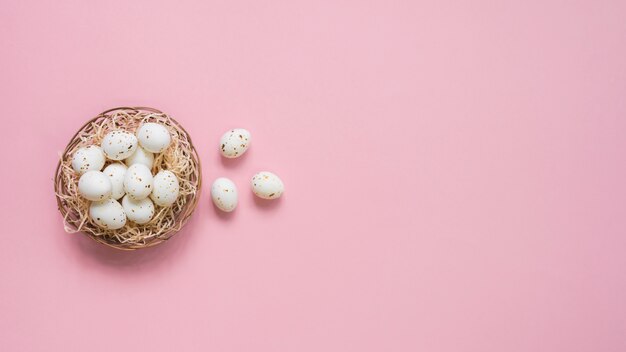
[54,107,202,250]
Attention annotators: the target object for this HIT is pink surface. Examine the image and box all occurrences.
[1,1,625,351]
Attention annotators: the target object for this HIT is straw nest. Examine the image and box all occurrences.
[54,107,202,250]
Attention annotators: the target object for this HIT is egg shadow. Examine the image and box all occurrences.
[218,147,251,169]
[252,192,284,211]
[212,202,237,221]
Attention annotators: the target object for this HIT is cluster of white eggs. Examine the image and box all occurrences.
[72,123,180,230]
[211,128,285,212]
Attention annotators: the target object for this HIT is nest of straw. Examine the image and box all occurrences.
[54,107,202,250]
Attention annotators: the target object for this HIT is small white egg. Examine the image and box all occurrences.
[123,164,153,200]
[124,146,154,169]
[103,163,127,200]
[151,170,180,207]
[90,199,126,230]
[122,195,155,224]
[137,123,171,153]
[71,146,105,174]
[251,171,284,200]
[211,177,238,212]
[78,171,112,201]
[219,128,251,158]
[102,131,138,160]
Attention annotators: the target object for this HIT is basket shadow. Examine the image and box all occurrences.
[73,213,199,270]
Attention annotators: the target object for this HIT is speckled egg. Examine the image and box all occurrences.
[122,195,155,224]
[251,171,284,200]
[220,128,251,158]
[211,177,238,212]
[137,123,171,153]
[78,170,112,201]
[124,146,154,169]
[71,146,105,174]
[102,130,138,160]
[151,170,179,207]
[123,164,153,200]
[90,199,127,230]
[103,163,127,200]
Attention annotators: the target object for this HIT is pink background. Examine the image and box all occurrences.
[1,1,625,351]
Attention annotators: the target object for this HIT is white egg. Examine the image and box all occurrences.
[211,177,238,212]
[219,128,251,158]
[151,170,179,207]
[137,123,171,153]
[78,171,112,201]
[123,164,153,200]
[90,199,126,230]
[103,163,127,200]
[102,130,138,160]
[251,171,284,199]
[122,195,155,224]
[71,146,105,174]
[124,146,154,169]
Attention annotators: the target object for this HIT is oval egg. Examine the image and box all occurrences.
[251,171,284,200]
[103,163,127,200]
[71,146,105,174]
[125,146,154,169]
[122,195,155,224]
[219,128,251,158]
[137,123,171,153]
[102,131,138,160]
[211,177,238,212]
[151,170,179,207]
[90,199,127,230]
[78,170,112,201]
[123,164,153,200]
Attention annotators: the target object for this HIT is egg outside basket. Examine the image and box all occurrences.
[54,107,202,250]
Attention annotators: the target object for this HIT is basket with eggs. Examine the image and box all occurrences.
[54,107,201,250]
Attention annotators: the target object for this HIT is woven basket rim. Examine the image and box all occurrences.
[54,106,202,251]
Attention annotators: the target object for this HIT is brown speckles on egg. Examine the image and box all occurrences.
[220,128,251,158]
[251,171,284,200]
[72,146,105,174]
[102,130,137,160]
[211,177,238,212]
[122,195,155,224]
[89,199,126,229]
